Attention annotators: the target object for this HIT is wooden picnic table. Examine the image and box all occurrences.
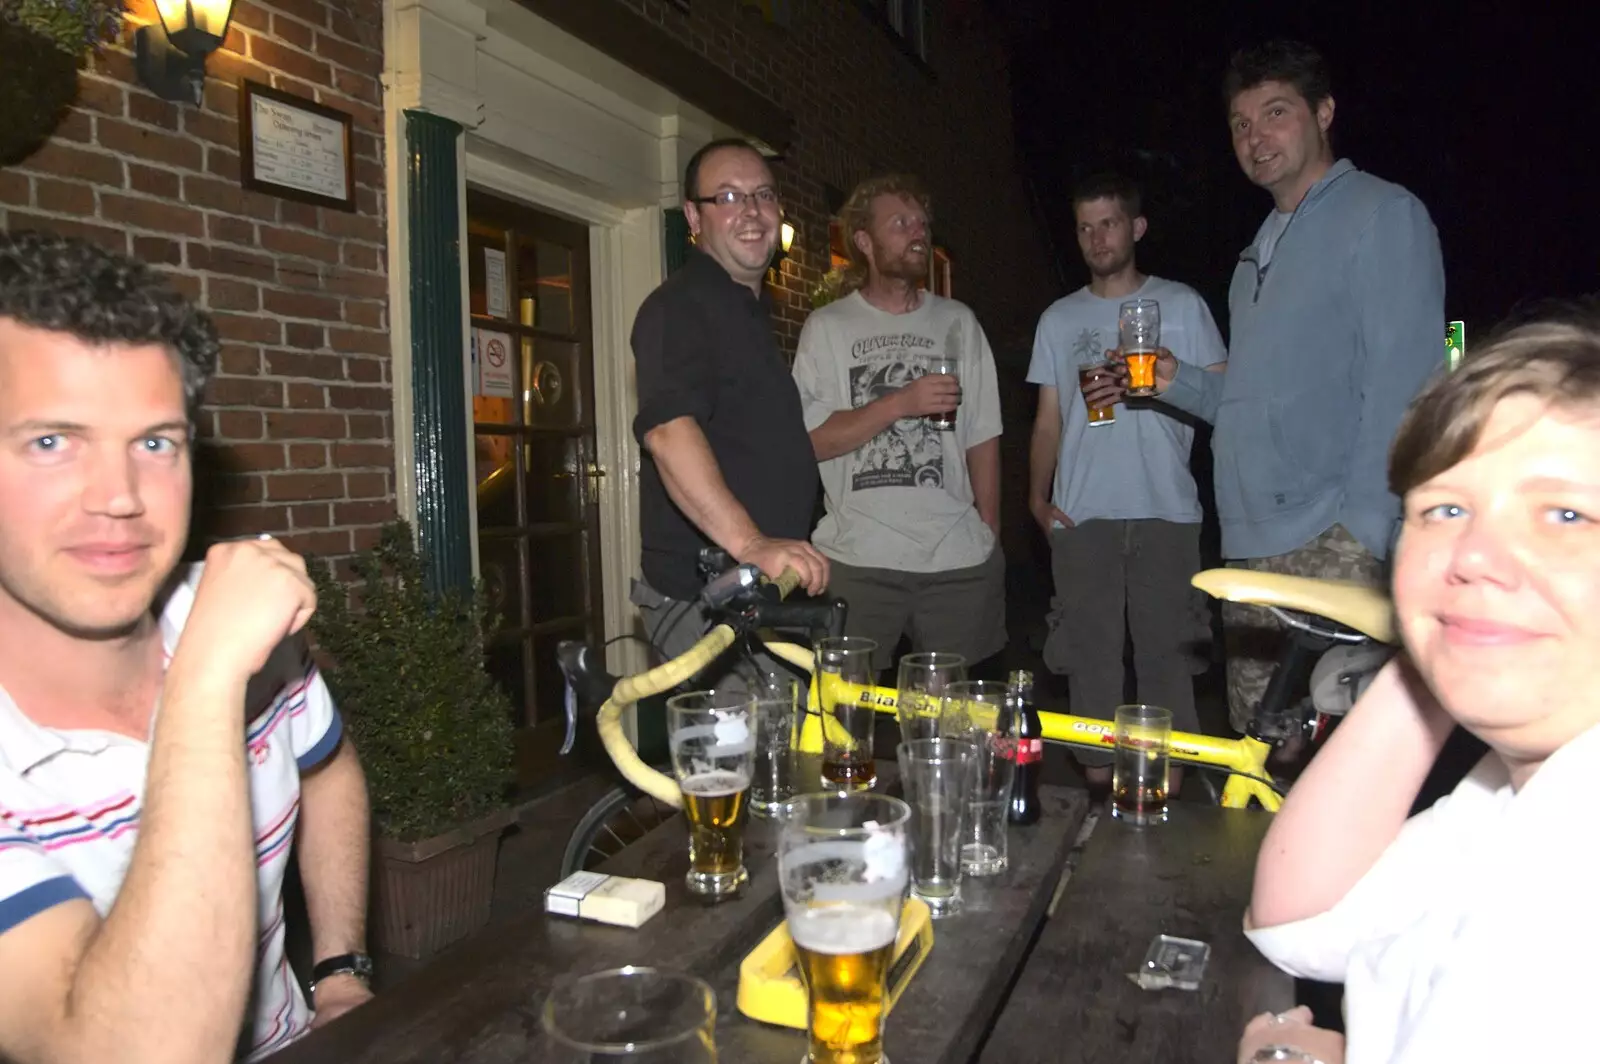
[977,801,1295,1064]
[273,785,1090,1064]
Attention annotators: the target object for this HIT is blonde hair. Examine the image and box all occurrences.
[836,174,933,296]
[1389,302,1600,495]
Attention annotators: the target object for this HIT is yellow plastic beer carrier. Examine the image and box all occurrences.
[736,898,935,1029]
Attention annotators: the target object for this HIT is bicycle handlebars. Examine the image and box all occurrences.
[594,567,804,807]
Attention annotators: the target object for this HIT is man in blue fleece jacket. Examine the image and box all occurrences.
[1153,40,1446,732]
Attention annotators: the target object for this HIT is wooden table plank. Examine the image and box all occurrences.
[712,788,1091,1064]
[977,801,1294,1064]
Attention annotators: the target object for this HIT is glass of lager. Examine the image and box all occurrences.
[1118,298,1161,398]
[542,966,717,1062]
[1077,348,1118,427]
[814,636,880,791]
[1112,703,1171,826]
[894,651,966,745]
[778,792,911,1064]
[667,690,756,898]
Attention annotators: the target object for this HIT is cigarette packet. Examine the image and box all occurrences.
[544,871,665,928]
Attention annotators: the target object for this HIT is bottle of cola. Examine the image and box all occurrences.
[1006,669,1043,825]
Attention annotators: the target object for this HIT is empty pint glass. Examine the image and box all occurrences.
[778,793,911,1064]
[542,966,717,1062]
[1077,350,1118,427]
[1112,703,1171,826]
[894,651,967,745]
[1118,298,1161,398]
[896,737,975,917]
[667,690,756,898]
[751,674,800,816]
[815,636,879,791]
[943,680,1017,876]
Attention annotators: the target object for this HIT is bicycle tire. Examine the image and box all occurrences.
[560,783,681,878]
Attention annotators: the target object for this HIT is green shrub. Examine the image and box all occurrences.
[308,521,515,842]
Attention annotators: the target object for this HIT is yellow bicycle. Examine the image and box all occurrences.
[558,563,1395,872]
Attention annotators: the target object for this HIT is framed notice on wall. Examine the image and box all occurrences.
[238,80,355,212]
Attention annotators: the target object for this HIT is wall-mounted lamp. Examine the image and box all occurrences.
[135,0,236,106]
[780,221,796,255]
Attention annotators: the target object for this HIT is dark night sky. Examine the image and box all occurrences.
[993,1,1593,340]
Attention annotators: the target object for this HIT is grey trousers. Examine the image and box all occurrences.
[1044,520,1205,766]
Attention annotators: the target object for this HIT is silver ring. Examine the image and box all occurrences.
[1268,1011,1295,1026]
[1251,1046,1325,1064]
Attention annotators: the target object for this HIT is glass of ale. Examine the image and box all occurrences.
[667,690,757,899]
[542,966,717,1062]
[1111,703,1171,826]
[814,636,880,791]
[778,792,911,1064]
[1077,350,1118,427]
[1118,298,1161,398]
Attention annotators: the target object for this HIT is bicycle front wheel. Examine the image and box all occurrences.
[560,784,681,878]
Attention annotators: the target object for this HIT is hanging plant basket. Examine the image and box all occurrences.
[0,0,126,167]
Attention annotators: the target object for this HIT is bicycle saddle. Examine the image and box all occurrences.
[1191,569,1396,644]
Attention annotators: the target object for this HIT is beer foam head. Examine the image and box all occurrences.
[680,769,750,796]
[788,906,898,955]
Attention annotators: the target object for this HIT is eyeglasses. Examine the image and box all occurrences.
[690,187,780,210]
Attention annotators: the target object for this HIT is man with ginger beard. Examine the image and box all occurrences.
[793,175,1005,676]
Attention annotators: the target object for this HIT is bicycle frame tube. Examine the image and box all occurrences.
[789,662,1281,812]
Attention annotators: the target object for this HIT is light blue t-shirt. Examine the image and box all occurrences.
[1026,276,1227,526]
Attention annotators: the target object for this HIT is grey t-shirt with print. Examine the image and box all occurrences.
[793,291,1003,573]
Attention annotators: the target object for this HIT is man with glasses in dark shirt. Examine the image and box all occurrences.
[629,138,828,677]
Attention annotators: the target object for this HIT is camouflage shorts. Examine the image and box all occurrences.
[1223,525,1386,733]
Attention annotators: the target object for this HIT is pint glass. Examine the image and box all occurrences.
[924,355,960,431]
[667,690,756,898]
[894,651,966,745]
[1118,298,1161,398]
[1112,703,1171,827]
[814,636,879,791]
[778,793,911,1064]
[1077,352,1117,427]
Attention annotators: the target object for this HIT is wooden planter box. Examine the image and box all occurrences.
[372,807,515,960]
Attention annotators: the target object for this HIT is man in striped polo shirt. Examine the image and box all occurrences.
[0,231,373,1063]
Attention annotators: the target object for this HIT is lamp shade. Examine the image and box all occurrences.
[780,221,795,254]
[154,0,234,55]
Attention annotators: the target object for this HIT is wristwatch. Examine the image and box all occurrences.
[311,952,374,992]
[1252,1047,1326,1064]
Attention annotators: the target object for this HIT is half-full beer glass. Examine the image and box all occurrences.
[815,636,879,791]
[778,793,911,1064]
[667,690,756,898]
[1077,349,1118,427]
[1118,298,1161,397]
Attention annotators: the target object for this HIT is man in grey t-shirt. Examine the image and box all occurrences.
[1027,174,1226,787]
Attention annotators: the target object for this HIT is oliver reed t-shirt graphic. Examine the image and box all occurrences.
[847,320,963,492]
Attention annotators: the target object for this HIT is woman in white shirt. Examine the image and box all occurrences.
[1236,303,1600,1064]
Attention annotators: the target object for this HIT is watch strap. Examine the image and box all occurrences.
[311,951,373,989]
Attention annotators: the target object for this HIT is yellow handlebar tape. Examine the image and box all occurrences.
[596,566,810,807]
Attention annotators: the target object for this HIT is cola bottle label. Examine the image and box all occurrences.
[1016,738,1044,765]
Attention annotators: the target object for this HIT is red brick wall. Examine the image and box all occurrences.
[0,0,394,559]
[621,0,1060,360]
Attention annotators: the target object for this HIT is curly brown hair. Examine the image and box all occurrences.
[0,229,218,416]
[836,174,932,297]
